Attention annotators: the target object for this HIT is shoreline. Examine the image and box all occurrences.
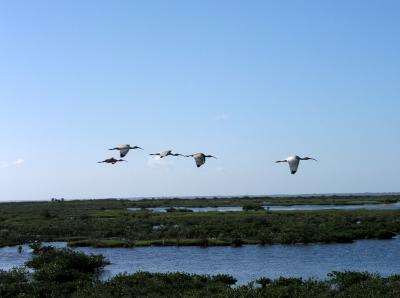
[2,235,398,249]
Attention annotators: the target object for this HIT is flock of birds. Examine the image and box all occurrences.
[97,144,217,169]
[98,144,317,174]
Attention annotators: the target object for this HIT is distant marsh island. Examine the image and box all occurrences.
[0,195,399,248]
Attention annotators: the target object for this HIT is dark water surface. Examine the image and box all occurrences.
[1,238,400,285]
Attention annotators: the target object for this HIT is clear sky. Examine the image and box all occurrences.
[1,1,399,201]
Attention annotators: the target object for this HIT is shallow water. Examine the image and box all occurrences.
[128,202,400,213]
[1,238,400,285]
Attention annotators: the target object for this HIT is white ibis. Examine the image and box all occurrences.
[98,157,127,164]
[185,153,217,168]
[149,150,184,158]
[276,155,317,174]
[109,144,143,158]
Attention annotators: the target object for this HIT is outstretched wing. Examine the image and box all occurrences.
[288,158,300,174]
[120,148,130,158]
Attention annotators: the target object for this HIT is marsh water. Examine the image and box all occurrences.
[128,202,400,213]
[1,238,400,285]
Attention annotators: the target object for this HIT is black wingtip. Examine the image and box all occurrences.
[291,171,296,174]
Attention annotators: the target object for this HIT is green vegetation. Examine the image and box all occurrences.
[165,207,194,212]
[0,196,399,247]
[242,204,266,211]
[1,244,400,297]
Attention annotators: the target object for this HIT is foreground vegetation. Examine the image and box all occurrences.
[0,196,400,247]
[1,244,400,297]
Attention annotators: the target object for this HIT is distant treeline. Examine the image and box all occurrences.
[1,244,400,298]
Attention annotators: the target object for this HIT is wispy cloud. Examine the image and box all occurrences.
[215,113,230,121]
[0,158,24,169]
[14,159,24,166]
[147,156,173,168]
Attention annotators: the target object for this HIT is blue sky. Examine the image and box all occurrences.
[1,1,399,201]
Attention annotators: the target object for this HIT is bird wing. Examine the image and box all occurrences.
[288,158,300,174]
[120,148,130,158]
[194,154,206,167]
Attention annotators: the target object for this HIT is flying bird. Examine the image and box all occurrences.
[185,153,217,168]
[109,144,143,158]
[275,155,317,174]
[149,150,184,158]
[98,158,127,164]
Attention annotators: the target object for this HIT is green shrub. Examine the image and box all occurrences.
[328,271,376,290]
[242,205,264,211]
[0,268,30,298]
[26,245,109,283]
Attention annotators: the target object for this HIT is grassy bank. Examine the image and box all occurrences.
[67,238,251,248]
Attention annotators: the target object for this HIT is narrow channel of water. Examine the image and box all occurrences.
[128,202,400,213]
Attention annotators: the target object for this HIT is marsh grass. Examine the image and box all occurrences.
[1,197,399,248]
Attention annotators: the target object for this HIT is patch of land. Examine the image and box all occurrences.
[0,196,400,247]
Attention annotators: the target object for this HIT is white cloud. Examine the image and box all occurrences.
[215,113,229,121]
[147,156,173,168]
[14,159,24,166]
[0,159,24,169]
